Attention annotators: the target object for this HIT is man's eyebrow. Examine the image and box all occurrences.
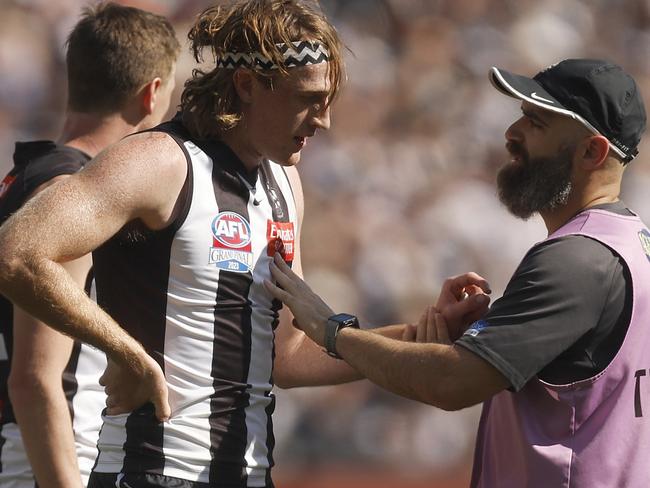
[297,88,330,97]
[522,107,550,127]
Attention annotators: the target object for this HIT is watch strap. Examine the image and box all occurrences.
[324,313,359,359]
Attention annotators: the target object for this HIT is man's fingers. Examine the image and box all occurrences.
[269,262,294,290]
[417,310,427,328]
[444,293,490,321]
[401,323,416,341]
[415,315,427,342]
[464,284,484,296]
[452,272,491,294]
[264,279,292,303]
[434,312,450,344]
[273,252,294,272]
[424,306,436,342]
[437,272,491,305]
[153,392,171,422]
[272,253,303,287]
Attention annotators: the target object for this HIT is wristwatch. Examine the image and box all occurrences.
[324,313,360,359]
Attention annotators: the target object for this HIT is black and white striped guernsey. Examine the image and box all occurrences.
[91,118,298,487]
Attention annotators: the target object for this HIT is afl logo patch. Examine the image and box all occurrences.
[639,229,650,262]
[211,212,251,249]
[209,212,253,273]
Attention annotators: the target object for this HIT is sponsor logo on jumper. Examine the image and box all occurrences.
[639,229,650,263]
[531,92,554,104]
[209,212,253,273]
[0,175,16,199]
[265,182,285,219]
[464,319,489,337]
[267,220,295,262]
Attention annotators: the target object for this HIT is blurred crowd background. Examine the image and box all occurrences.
[1,0,649,486]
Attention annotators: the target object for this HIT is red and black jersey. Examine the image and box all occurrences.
[0,141,106,486]
[0,140,91,425]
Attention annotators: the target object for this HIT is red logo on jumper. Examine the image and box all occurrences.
[0,175,16,199]
[211,212,252,252]
[267,220,295,262]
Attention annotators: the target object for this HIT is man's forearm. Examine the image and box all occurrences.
[11,380,83,488]
[274,331,362,388]
[335,327,457,407]
[335,327,508,410]
[274,324,408,388]
[0,253,145,367]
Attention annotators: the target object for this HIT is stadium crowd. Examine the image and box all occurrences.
[1,0,649,485]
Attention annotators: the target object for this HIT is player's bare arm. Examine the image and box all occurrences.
[266,255,505,408]
[271,166,364,387]
[270,167,486,389]
[0,131,188,420]
[9,253,91,488]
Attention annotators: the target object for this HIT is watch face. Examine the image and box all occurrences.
[330,313,359,328]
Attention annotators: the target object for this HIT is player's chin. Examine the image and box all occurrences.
[274,151,302,167]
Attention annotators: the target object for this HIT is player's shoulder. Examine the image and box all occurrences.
[21,141,88,174]
[101,130,187,172]
[121,130,184,154]
[525,234,620,280]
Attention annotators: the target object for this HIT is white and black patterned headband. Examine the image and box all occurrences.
[216,41,329,70]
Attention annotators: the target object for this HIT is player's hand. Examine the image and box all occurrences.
[100,352,170,422]
[265,253,334,347]
[402,306,451,344]
[436,272,491,341]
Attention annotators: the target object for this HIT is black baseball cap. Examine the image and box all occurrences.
[490,59,646,163]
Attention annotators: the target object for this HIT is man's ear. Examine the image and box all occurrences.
[141,77,163,116]
[232,68,255,104]
[577,134,610,170]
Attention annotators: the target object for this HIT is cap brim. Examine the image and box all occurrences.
[489,67,629,160]
[489,67,564,111]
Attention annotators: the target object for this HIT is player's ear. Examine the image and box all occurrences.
[577,134,609,171]
[232,68,255,104]
[140,77,163,116]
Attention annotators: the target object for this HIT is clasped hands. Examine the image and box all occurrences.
[264,253,491,347]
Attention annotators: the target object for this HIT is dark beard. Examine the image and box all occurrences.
[496,142,574,219]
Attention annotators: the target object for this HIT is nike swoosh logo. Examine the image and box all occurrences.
[531,92,554,104]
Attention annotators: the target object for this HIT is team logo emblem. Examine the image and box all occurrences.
[0,175,16,200]
[639,229,650,263]
[464,319,489,337]
[209,212,253,273]
[267,220,295,262]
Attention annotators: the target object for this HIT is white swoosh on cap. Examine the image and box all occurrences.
[531,92,554,104]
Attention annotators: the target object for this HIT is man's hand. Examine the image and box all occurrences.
[100,353,170,422]
[401,306,452,344]
[265,254,334,347]
[435,272,491,341]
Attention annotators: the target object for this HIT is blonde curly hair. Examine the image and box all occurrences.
[181,0,345,139]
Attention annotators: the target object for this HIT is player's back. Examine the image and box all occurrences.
[0,141,106,486]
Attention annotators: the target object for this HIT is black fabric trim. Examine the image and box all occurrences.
[151,123,194,235]
[92,119,199,474]
[62,340,82,419]
[208,144,254,487]
[0,424,6,473]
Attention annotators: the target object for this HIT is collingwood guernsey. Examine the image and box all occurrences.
[91,117,297,487]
